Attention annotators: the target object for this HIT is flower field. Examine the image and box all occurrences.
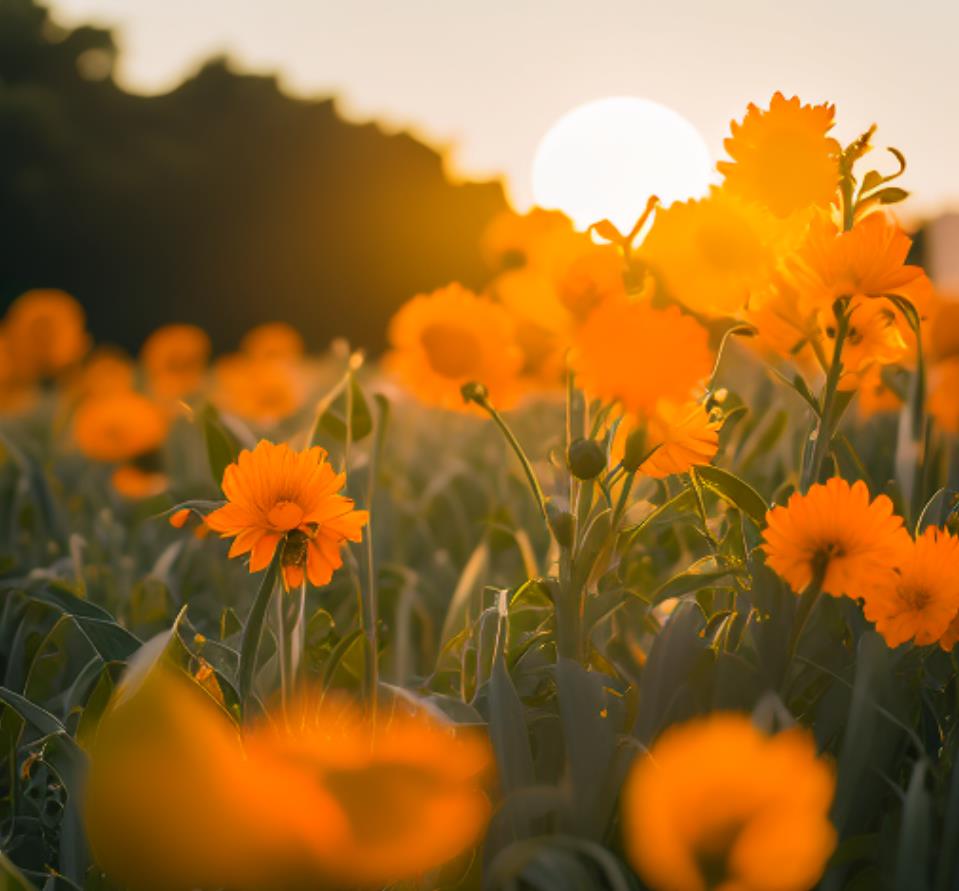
[2,93,959,891]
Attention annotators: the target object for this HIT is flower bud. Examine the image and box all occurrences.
[567,437,606,480]
[546,500,574,548]
[621,426,649,473]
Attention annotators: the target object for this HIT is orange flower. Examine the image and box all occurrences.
[622,713,836,891]
[862,527,959,648]
[110,465,168,499]
[790,213,933,317]
[0,329,37,413]
[213,353,304,425]
[480,207,573,272]
[855,364,903,420]
[641,188,781,318]
[718,93,840,218]
[3,289,90,380]
[745,274,821,374]
[205,440,368,589]
[140,324,211,400]
[762,477,908,598]
[828,296,910,390]
[929,357,959,434]
[240,322,305,361]
[73,391,169,463]
[929,296,959,362]
[573,297,714,419]
[245,693,493,887]
[386,284,524,412]
[612,400,720,478]
[85,661,492,891]
[75,348,136,398]
[940,611,959,653]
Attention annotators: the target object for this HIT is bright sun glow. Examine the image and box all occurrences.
[531,96,715,232]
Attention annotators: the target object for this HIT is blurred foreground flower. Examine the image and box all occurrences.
[762,477,908,597]
[205,440,368,589]
[84,659,492,891]
[622,713,836,891]
[386,283,523,412]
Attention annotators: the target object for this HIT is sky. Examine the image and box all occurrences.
[49,0,959,218]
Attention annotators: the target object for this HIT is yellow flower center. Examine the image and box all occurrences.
[267,500,305,531]
[420,323,482,379]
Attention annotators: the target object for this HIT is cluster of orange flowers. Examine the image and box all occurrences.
[764,477,959,649]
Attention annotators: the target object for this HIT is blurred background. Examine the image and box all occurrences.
[2,0,958,354]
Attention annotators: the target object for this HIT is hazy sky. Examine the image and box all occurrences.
[50,0,959,217]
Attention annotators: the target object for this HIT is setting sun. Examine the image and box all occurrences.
[531,96,714,232]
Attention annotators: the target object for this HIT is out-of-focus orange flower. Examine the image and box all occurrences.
[213,353,304,425]
[480,207,573,272]
[73,391,168,463]
[940,610,959,653]
[85,661,492,891]
[72,348,136,400]
[762,477,908,598]
[573,297,714,419]
[386,284,524,412]
[3,289,90,380]
[140,324,211,400]
[641,189,781,318]
[929,357,959,434]
[828,296,910,390]
[746,274,821,374]
[622,713,836,891]
[855,363,903,420]
[240,321,305,361]
[0,329,37,413]
[719,93,840,218]
[929,296,959,362]
[790,213,933,318]
[169,507,210,539]
[862,527,959,648]
[245,694,493,887]
[205,440,368,589]
[110,465,168,499]
[611,400,720,478]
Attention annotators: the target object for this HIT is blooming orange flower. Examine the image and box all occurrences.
[85,661,492,891]
[622,713,836,891]
[862,527,959,648]
[140,324,211,400]
[762,477,908,598]
[612,400,720,478]
[641,188,781,318]
[213,353,304,425]
[573,297,714,419]
[940,611,959,653]
[855,363,903,420]
[386,284,524,412]
[205,440,368,589]
[718,93,840,218]
[480,207,573,272]
[3,289,90,380]
[73,391,169,463]
[240,321,305,361]
[790,212,933,318]
[827,296,910,390]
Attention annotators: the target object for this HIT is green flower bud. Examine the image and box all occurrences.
[567,437,606,480]
[546,500,574,548]
[621,426,648,473]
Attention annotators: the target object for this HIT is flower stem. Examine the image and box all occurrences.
[801,304,850,492]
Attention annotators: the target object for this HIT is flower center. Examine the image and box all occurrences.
[268,500,305,531]
[420,323,483,379]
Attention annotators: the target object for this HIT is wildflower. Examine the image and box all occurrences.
[862,527,959,647]
[140,323,211,400]
[386,284,524,412]
[73,391,168,464]
[110,465,168,500]
[611,400,720,478]
[641,188,781,317]
[480,207,572,272]
[213,353,304,425]
[930,297,959,362]
[3,289,90,380]
[84,661,492,891]
[240,321,305,361]
[573,297,713,419]
[204,440,368,589]
[762,477,908,598]
[75,348,136,398]
[828,296,910,390]
[718,93,840,218]
[790,213,933,317]
[855,364,903,420]
[939,610,959,653]
[622,713,836,891]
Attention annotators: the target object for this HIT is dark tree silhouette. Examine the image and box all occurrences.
[0,0,508,353]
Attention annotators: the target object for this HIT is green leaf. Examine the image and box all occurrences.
[895,760,931,891]
[0,686,66,737]
[321,628,364,691]
[876,186,910,205]
[650,557,735,605]
[315,376,372,442]
[0,851,36,891]
[199,403,241,487]
[693,465,768,526]
[238,553,281,706]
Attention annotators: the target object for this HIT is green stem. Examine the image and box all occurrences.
[783,563,827,689]
[801,305,850,492]
[275,586,297,710]
[611,470,636,530]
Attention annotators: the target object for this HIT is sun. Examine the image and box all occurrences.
[531,96,715,233]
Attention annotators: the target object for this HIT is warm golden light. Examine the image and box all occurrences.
[531,96,714,232]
